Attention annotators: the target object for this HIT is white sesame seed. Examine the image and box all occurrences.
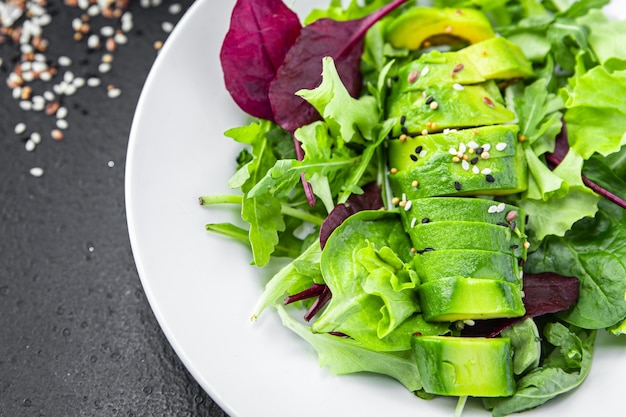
[453,83,464,91]
[467,141,479,149]
[114,32,128,45]
[459,142,467,153]
[419,149,428,158]
[88,34,101,49]
[472,166,480,174]
[40,71,52,82]
[64,84,77,96]
[107,160,115,168]
[78,0,90,10]
[107,87,122,98]
[25,139,37,152]
[448,147,457,155]
[496,142,508,151]
[30,132,42,144]
[58,56,72,67]
[410,217,417,228]
[22,71,35,82]
[404,200,413,211]
[101,25,115,37]
[168,3,182,14]
[497,203,506,213]
[56,106,68,119]
[488,205,498,214]
[161,21,174,33]
[98,62,112,73]
[12,87,22,100]
[402,193,407,202]
[19,100,33,111]
[30,167,44,177]
[151,0,163,6]
[63,71,75,83]
[462,160,470,171]
[15,123,27,135]
[72,77,86,88]
[482,143,491,152]
[56,119,69,130]
[87,4,100,16]
[32,61,48,73]
[32,96,45,111]
[481,168,492,175]
[87,77,101,87]
[72,17,83,31]
[140,0,150,7]
[421,66,429,76]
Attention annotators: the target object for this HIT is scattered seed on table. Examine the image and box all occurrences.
[87,77,101,87]
[107,87,122,98]
[30,132,42,144]
[168,3,182,14]
[107,160,115,168]
[51,129,64,141]
[14,123,27,135]
[56,119,69,130]
[161,21,174,33]
[30,167,44,177]
[25,140,36,152]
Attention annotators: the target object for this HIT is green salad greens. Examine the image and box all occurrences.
[205,0,626,415]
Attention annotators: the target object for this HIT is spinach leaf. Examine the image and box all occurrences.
[485,323,596,417]
[526,198,626,329]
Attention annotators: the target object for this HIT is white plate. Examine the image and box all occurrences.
[126,1,626,416]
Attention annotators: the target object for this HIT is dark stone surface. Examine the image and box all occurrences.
[0,1,229,416]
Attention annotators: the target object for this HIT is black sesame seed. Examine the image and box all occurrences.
[422,217,430,223]
[518,258,526,267]
[511,244,519,249]
[415,145,423,154]
[401,126,409,135]
[391,75,399,82]
[425,96,435,105]
[470,157,479,164]
[497,221,509,227]
[454,181,462,190]
[476,147,484,154]
[400,115,407,125]
[410,154,418,162]
[485,174,495,183]
[510,221,517,231]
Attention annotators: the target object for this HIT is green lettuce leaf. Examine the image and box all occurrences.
[276,304,423,392]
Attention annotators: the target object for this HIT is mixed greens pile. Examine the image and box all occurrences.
[203,0,626,415]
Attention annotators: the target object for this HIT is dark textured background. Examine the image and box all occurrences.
[0,1,229,416]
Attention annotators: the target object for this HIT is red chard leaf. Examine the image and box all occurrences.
[220,0,302,121]
[269,0,409,132]
[319,182,384,249]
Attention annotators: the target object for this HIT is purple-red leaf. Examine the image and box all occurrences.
[269,0,409,132]
[462,272,580,337]
[220,0,302,121]
[319,182,384,249]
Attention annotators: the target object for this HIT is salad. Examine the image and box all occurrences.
[202,0,626,415]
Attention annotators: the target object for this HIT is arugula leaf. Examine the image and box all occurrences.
[225,120,287,267]
[276,304,423,392]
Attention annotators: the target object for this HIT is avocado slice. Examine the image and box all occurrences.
[418,276,526,322]
[387,81,515,137]
[390,37,534,94]
[408,221,527,258]
[413,249,522,285]
[404,196,526,234]
[385,7,495,50]
[388,125,528,198]
[412,335,515,397]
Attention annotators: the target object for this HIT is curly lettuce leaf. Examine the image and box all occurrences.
[312,210,447,351]
[296,56,379,144]
[562,64,626,159]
